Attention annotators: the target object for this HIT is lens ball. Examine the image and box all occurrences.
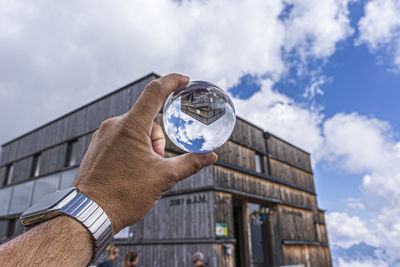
[163,81,236,153]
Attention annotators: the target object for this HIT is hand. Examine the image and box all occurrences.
[73,74,218,234]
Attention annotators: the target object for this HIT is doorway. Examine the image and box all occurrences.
[233,199,246,267]
[233,199,273,267]
[248,202,273,267]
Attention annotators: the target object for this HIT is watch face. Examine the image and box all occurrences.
[21,187,76,219]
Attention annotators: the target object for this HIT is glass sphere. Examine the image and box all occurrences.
[163,81,236,153]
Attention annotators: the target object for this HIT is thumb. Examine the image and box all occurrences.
[165,152,218,182]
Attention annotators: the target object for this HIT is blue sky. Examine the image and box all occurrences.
[1,0,400,266]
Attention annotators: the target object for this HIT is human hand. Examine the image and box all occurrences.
[73,74,218,234]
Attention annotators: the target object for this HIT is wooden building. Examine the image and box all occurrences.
[0,73,331,266]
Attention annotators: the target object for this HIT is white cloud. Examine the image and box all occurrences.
[336,258,389,267]
[233,78,325,162]
[323,113,395,173]
[282,0,354,59]
[347,197,365,210]
[323,113,400,262]
[326,212,378,248]
[0,0,354,145]
[357,0,400,69]
[302,74,331,98]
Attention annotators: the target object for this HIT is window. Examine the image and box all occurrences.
[114,226,131,239]
[31,153,41,178]
[60,168,78,190]
[255,153,265,173]
[0,187,12,215]
[3,164,14,186]
[65,139,78,167]
[9,181,34,214]
[32,175,60,204]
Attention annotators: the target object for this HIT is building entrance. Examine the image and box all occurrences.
[248,202,273,267]
[233,199,273,267]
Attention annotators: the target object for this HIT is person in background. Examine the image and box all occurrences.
[122,250,139,267]
[192,251,207,267]
[97,245,120,267]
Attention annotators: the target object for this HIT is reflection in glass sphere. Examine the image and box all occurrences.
[163,81,236,153]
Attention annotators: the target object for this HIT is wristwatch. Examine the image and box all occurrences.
[20,187,113,263]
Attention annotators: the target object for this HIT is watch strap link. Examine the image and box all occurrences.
[60,190,112,263]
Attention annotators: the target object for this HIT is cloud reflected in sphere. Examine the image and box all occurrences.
[163,81,236,153]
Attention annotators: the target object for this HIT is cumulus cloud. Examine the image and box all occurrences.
[0,0,354,145]
[282,0,354,59]
[326,212,378,248]
[336,258,389,267]
[357,0,400,69]
[233,78,325,161]
[323,112,400,262]
[302,74,331,99]
[323,113,395,172]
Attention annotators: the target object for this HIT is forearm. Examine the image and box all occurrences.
[0,216,93,267]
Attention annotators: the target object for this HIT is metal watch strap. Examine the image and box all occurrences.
[60,190,112,263]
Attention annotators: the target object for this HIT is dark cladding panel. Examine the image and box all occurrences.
[278,205,315,241]
[130,191,214,241]
[57,108,88,142]
[74,134,92,164]
[0,146,9,165]
[269,159,315,192]
[0,220,9,238]
[214,192,234,239]
[215,141,256,171]
[166,165,214,193]
[283,245,331,267]
[11,157,33,184]
[13,220,25,238]
[1,140,18,165]
[213,165,315,209]
[0,166,6,186]
[39,144,67,176]
[125,76,155,110]
[230,118,266,154]
[267,135,312,173]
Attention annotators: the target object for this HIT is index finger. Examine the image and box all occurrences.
[128,73,189,130]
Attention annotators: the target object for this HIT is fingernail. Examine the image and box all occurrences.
[205,154,216,166]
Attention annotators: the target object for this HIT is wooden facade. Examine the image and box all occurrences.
[0,73,331,266]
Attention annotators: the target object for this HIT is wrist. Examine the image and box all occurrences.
[76,185,123,235]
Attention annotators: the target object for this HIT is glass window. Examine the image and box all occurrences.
[4,164,14,185]
[60,168,78,190]
[114,226,131,239]
[31,153,41,177]
[0,187,12,215]
[254,154,264,173]
[65,139,79,167]
[9,181,34,214]
[32,174,60,204]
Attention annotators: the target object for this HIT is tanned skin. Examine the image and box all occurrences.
[0,216,92,266]
[0,74,218,267]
